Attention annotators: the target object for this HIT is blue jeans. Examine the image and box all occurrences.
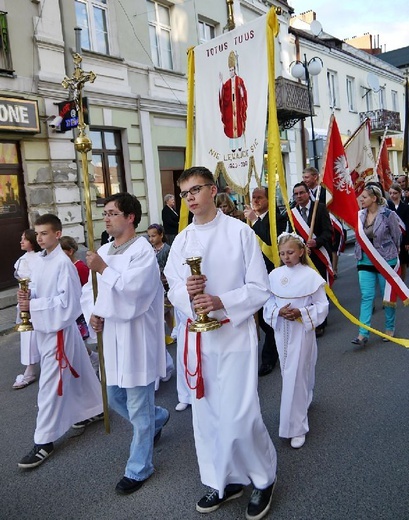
[358,258,396,337]
[107,382,169,481]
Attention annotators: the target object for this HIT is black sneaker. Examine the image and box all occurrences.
[196,484,243,513]
[246,479,276,520]
[18,443,54,469]
[115,476,146,495]
[72,412,104,429]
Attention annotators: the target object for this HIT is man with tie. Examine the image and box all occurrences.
[292,182,332,337]
[302,167,326,204]
[244,187,287,375]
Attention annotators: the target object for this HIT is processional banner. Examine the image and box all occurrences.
[194,15,268,195]
[344,119,377,197]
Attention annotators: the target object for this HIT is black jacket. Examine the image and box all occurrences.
[252,208,288,273]
[162,205,179,236]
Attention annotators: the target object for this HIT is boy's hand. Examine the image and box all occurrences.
[193,294,223,314]
[186,274,207,298]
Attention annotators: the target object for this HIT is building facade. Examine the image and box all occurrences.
[1,0,405,288]
[289,11,406,183]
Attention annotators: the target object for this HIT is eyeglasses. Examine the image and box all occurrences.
[179,184,213,199]
[102,211,124,218]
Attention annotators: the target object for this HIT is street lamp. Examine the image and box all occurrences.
[290,54,323,169]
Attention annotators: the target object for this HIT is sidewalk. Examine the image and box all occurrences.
[0,288,17,335]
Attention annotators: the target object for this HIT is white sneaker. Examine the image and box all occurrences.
[175,402,189,412]
[290,435,306,449]
[161,370,173,382]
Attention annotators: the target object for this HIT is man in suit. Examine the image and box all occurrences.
[244,187,287,376]
[302,167,326,204]
[292,182,332,336]
[396,175,408,203]
[161,194,179,245]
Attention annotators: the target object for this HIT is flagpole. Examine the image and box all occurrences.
[308,115,334,240]
[344,118,369,150]
[62,53,110,433]
[374,125,389,177]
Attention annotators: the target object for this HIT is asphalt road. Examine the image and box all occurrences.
[1,245,408,520]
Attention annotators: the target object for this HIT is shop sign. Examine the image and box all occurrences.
[0,97,40,133]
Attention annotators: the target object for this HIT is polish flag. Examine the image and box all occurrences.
[344,119,377,197]
[321,115,359,231]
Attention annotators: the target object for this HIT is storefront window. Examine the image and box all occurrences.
[0,142,18,164]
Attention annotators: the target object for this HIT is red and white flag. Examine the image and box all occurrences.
[344,119,377,197]
[321,115,359,230]
[376,138,393,192]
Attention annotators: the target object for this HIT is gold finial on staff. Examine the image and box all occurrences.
[62,53,110,433]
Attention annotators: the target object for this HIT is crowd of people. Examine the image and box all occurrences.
[11,166,409,520]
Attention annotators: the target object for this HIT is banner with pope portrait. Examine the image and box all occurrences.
[194,15,268,194]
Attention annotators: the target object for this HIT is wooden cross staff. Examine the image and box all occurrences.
[62,53,110,433]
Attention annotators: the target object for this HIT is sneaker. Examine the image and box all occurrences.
[246,480,276,520]
[196,484,243,513]
[115,476,146,495]
[290,435,306,449]
[72,412,104,429]
[351,336,368,346]
[175,402,189,412]
[18,443,54,469]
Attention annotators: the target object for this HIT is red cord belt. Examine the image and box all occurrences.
[184,318,230,399]
[56,330,79,396]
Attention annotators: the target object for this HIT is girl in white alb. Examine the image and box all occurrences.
[263,232,329,449]
[13,229,41,389]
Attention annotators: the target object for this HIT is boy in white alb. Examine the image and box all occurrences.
[165,167,277,520]
[17,214,103,469]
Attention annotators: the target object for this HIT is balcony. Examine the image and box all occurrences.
[359,109,401,134]
[275,76,311,129]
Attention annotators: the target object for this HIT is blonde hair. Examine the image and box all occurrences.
[364,184,387,206]
[278,232,308,265]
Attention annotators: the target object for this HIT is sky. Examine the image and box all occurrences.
[288,0,409,52]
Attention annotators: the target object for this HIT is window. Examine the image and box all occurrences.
[75,0,109,55]
[378,87,385,110]
[147,0,173,69]
[391,90,399,112]
[198,20,215,44]
[89,130,126,202]
[326,70,339,109]
[311,76,320,106]
[0,12,13,72]
[346,76,356,112]
[365,89,373,111]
